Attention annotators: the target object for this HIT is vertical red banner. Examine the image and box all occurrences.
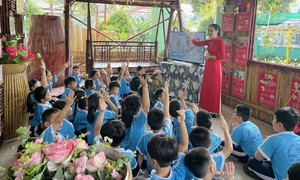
[231,69,245,100]
[235,0,253,32]
[223,37,233,63]
[289,79,300,112]
[234,37,249,66]
[257,72,278,108]
[222,68,231,94]
[222,13,234,32]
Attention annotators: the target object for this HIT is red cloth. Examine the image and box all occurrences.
[192,37,226,114]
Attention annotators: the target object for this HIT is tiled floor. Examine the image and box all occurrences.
[0,105,274,179]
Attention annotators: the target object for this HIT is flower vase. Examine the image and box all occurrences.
[2,63,30,139]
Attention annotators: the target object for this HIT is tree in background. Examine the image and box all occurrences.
[132,16,152,41]
[105,9,134,40]
[26,0,44,31]
[43,0,63,15]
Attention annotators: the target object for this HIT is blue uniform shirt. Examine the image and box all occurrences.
[121,109,147,151]
[153,101,164,110]
[231,121,263,157]
[61,88,73,100]
[150,153,186,180]
[31,102,52,127]
[173,109,194,144]
[258,131,300,180]
[209,130,221,154]
[47,75,57,93]
[212,151,225,171]
[120,78,131,95]
[70,73,81,87]
[73,108,88,132]
[43,119,75,144]
[87,110,115,145]
[85,89,96,97]
[114,147,137,169]
[108,94,121,110]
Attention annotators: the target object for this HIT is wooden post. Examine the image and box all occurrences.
[164,8,174,61]
[177,0,183,31]
[65,0,70,75]
[86,0,94,75]
[286,29,291,65]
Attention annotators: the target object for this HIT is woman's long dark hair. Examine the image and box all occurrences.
[209,24,221,37]
[73,88,87,122]
[87,93,101,124]
[122,94,142,128]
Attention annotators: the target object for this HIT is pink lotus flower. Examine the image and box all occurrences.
[44,140,76,165]
[5,47,17,58]
[30,152,43,166]
[17,45,27,51]
[28,51,35,59]
[74,174,94,180]
[34,138,43,144]
[111,169,122,180]
[86,152,107,172]
[67,162,75,174]
[75,156,88,174]
[13,169,23,180]
[13,159,22,168]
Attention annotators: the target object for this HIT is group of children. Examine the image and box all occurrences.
[26,60,300,180]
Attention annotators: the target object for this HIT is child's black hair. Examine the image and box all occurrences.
[169,99,182,118]
[87,93,101,124]
[53,100,66,110]
[184,147,211,178]
[147,134,178,168]
[90,69,99,78]
[109,81,120,91]
[196,110,212,129]
[274,107,299,131]
[73,89,87,122]
[64,76,76,87]
[72,65,80,70]
[34,86,49,103]
[155,88,164,100]
[28,79,39,91]
[117,67,122,73]
[42,108,60,123]
[100,120,126,147]
[189,127,211,148]
[110,76,119,82]
[288,162,300,180]
[122,94,141,128]
[85,78,94,89]
[137,66,143,72]
[148,108,165,130]
[236,104,251,122]
[129,76,140,92]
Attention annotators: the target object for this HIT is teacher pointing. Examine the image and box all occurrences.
[183,24,226,116]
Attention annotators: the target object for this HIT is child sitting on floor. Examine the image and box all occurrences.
[42,93,75,144]
[136,81,173,172]
[61,76,77,100]
[30,86,52,137]
[85,78,96,96]
[93,104,140,177]
[72,89,88,137]
[185,147,235,180]
[27,79,41,118]
[70,65,81,87]
[146,109,188,180]
[108,81,121,113]
[152,88,164,110]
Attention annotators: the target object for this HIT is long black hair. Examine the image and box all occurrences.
[87,93,101,124]
[209,24,221,37]
[73,89,87,122]
[121,94,142,128]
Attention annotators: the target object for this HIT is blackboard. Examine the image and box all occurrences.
[168,32,205,64]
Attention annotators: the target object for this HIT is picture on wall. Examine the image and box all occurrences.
[222,68,231,94]
[231,69,245,100]
[234,37,249,65]
[289,79,300,112]
[257,72,278,108]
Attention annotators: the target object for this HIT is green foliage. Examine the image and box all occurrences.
[257,0,296,14]
[71,2,98,22]
[105,10,134,40]
[197,16,214,34]
[254,55,300,66]
[25,0,43,31]
[43,0,63,15]
[132,16,152,41]
[181,0,224,16]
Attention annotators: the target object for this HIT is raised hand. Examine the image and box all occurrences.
[101,91,110,103]
[65,92,76,106]
[176,109,186,124]
[219,115,228,131]
[163,81,169,94]
[139,76,147,87]
[192,103,199,114]
[99,98,107,111]
[179,90,188,100]
[40,59,46,70]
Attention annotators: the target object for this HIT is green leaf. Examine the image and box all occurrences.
[32,164,47,180]
[13,57,24,64]
[36,53,42,58]
[53,167,64,180]
[17,50,28,57]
